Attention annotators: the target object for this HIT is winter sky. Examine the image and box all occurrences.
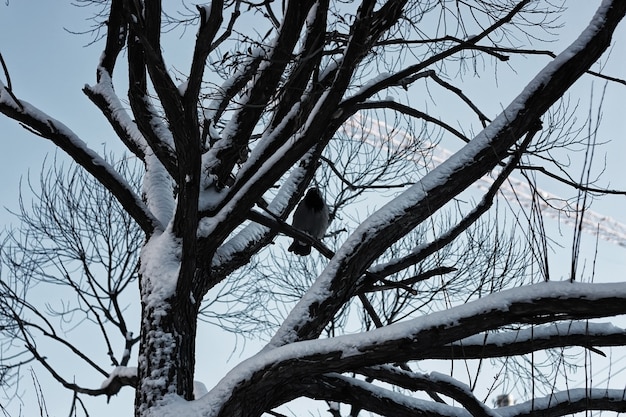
[1,1,626,416]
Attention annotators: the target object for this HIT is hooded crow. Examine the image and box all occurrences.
[288,187,329,256]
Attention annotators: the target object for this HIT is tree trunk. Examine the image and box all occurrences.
[135,275,198,417]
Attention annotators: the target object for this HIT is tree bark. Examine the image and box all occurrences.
[135,280,199,416]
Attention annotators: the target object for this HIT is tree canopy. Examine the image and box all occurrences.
[1,1,626,417]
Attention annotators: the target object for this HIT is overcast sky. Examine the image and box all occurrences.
[1,2,626,416]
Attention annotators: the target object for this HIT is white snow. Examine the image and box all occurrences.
[0,80,19,107]
[498,388,626,416]
[456,321,625,348]
[193,380,208,399]
[143,150,175,227]
[100,366,138,389]
[139,227,182,306]
[353,72,391,98]
[204,47,266,123]
[179,281,626,417]
[178,80,189,96]
[146,103,176,149]
[248,99,302,165]
[85,68,149,153]
[318,58,340,81]
[322,374,474,417]
[199,4,212,23]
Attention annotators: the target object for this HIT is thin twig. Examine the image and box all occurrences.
[0,52,24,111]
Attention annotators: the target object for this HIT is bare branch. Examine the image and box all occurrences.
[216,282,626,416]
[520,164,626,195]
[339,1,532,111]
[358,366,496,417]
[0,89,161,234]
[269,0,626,347]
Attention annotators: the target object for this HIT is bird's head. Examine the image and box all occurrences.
[304,187,325,211]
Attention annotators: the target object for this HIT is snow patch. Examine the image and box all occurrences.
[100,366,138,389]
[193,380,208,399]
[143,150,175,227]
[178,80,188,96]
[140,228,181,305]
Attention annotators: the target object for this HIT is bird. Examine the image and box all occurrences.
[288,187,329,256]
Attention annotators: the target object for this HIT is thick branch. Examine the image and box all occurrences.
[0,87,160,234]
[185,2,224,113]
[99,0,126,76]
[210,282,626,417]
[506,389,626,417]
[126,17,179,178]
[426,322,626,360]
[358,366,495,417]
[83,69,147,160]
[296,373,467,417]
[269,0,626,347]
[298,377,626,417]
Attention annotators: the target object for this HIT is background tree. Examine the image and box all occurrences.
[1,1,626,417]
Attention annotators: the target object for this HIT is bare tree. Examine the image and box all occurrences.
[1,1,626,417]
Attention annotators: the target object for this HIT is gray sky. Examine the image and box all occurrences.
[1,2,626,416]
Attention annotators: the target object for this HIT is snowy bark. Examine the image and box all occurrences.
[1,1,626,417]
[0,86,160,234]
[268,0,626,349]
[187,282,626,417]
[135,297,198,414]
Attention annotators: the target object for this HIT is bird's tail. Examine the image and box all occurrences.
[288,240,311,256]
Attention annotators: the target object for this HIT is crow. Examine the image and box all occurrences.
[288,187,329,256]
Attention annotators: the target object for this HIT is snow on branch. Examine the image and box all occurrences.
[499,388,626,417]
[83,67,148,159]
[0,83,161,234]
[100,366,138,401]
[268,0,626,348]
[358,366,499,417]
[301,376,626,417]
[191,282,626,417]
[440,321,626,360]
[299,373,474,417]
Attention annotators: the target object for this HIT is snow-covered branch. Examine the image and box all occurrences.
[194,282,626,417]
[268,0,626,348]
[99,0,126,76]
[289,376,626,417]
[358,366,498,417]
[0,84,161,234]
[296,373,474,417]
[500,388,626,417]
[431,322,626,360]
[83,68,148,160]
